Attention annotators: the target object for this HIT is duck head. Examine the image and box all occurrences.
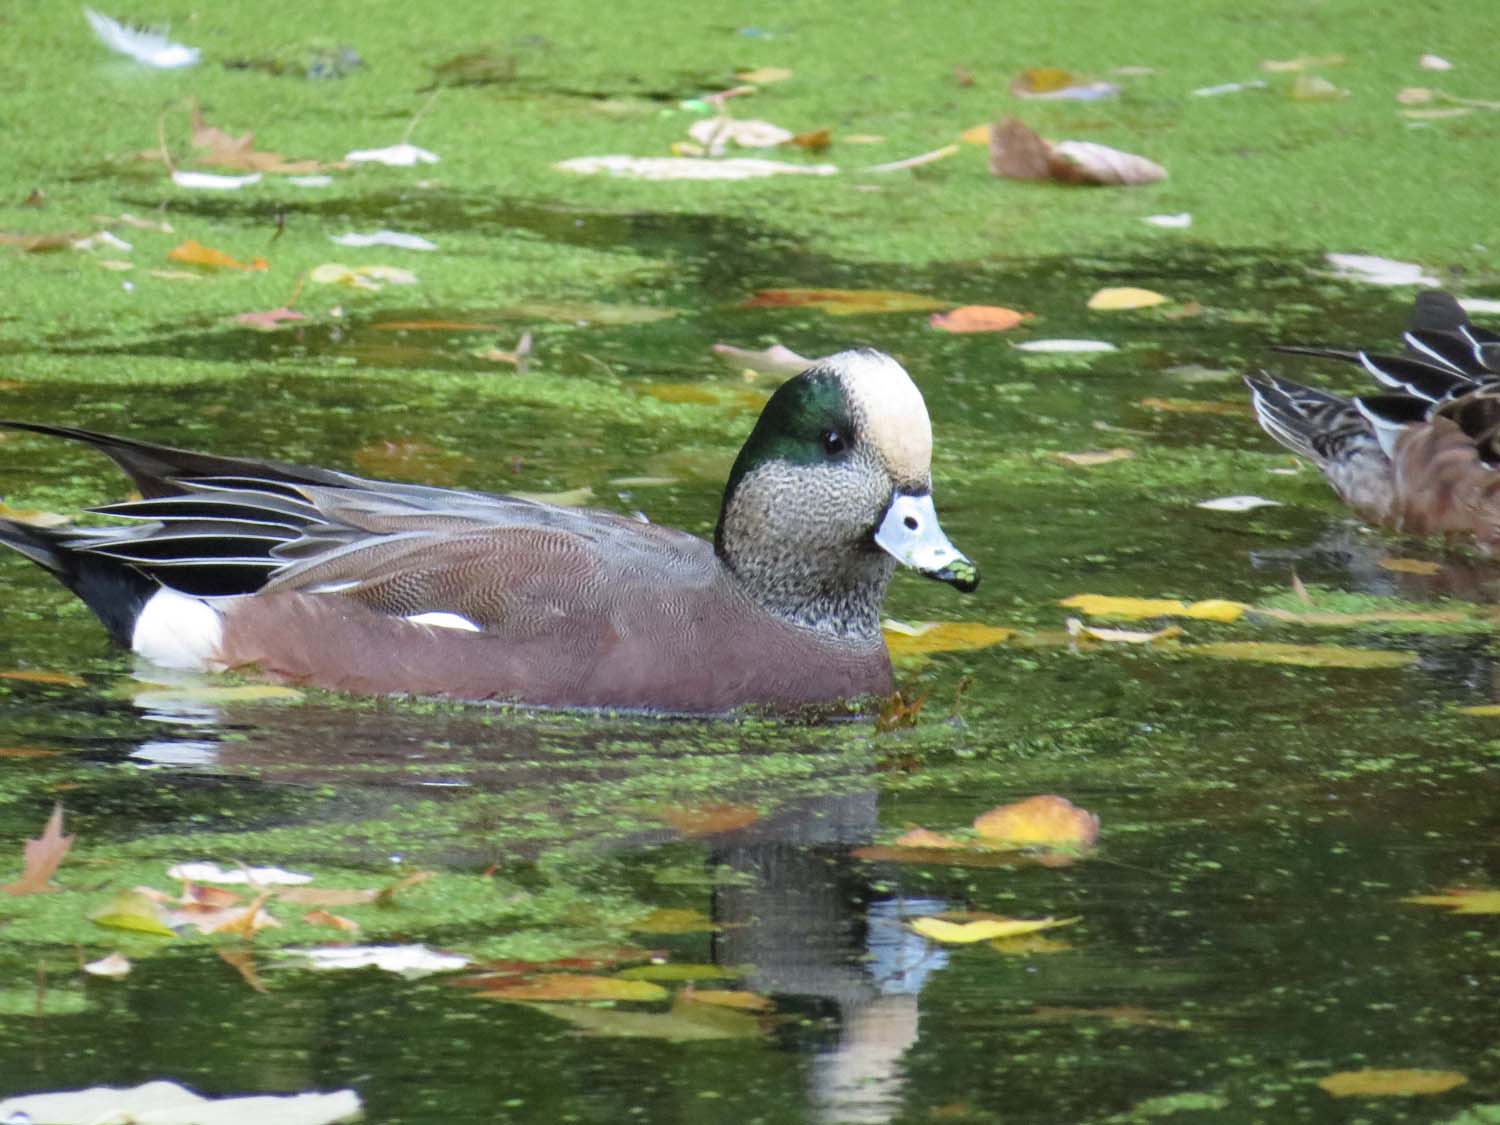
[715,349,978,638]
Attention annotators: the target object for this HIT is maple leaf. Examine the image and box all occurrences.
[190,104,324,174]
[2,803,74,895]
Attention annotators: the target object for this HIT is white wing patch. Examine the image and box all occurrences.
[132,588,225,669]
[403,611,482,633]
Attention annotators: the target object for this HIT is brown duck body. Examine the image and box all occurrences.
[217,533,892,712]
[0,350,975,714]
[1246,290,1500,553]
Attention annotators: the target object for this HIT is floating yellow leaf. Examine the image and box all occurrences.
[1377,557,1442,576]
[90,890,177,937]
[1317,1069,1466,1098]
[741,288,948,316]
[1088,287,1168,311]
[630,907,719,934]
[1456,705,1500,717]
[929,305,1031,333]
[1052,448,1134,468]
[1187,642,1416,669]
[1401,888,1500,914]
[1060,594,1247,622]
[973,795,1100,849]
[882,620,1015,659]
[911,915,1078,944]
[309,263,418,290]
[477,974,668,1003]
[682,989,774,1012]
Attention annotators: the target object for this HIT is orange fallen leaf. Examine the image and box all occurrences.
[929,305,1031,333]
[658,803,760,837]
[216,947,269,993]
[168,240,268,272]
[1317,1069,1466,1098]
[785,128,832,151]
[477,974,668,1003]
[973,795,1100,849]
[2,803,74,895]
[303,909,361,932]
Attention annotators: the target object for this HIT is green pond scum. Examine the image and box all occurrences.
[1,1,1499,1122]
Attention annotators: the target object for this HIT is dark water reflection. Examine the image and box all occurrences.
[2,205,1500,1120]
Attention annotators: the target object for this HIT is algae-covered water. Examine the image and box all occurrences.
[2,2,1499,1123]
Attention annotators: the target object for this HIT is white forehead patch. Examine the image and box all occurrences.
[825,349,932,485]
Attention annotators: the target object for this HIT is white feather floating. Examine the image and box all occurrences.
[83,8,199,68]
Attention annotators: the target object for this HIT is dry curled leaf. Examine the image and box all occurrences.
[1052,448,1134,468]
[2,804,73,895]
[989,117,1164,185]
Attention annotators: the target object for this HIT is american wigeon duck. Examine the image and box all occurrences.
[1246,290,1500,553]
[0,350,977,714]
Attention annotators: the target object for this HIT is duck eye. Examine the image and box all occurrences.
[820,429,847,457]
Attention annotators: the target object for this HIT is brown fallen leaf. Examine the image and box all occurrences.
[0,670,85,687]
[785,128,832,152]
[2,804,74,896]
[0,231,76,252]
[893,827,967,849]
[1317,1069,1466,1098]
[216,947,269,993]
[658,803,760,837]
[189,103,326,174]
[929,305,1031,333]
[199,890,279,937]
[973,795,1100,850]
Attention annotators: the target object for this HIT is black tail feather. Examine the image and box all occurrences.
[0,519,156,646]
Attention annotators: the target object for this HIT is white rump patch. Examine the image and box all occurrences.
[131,588,224,670]
[403,611,482,633]
[826,350,932,485]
